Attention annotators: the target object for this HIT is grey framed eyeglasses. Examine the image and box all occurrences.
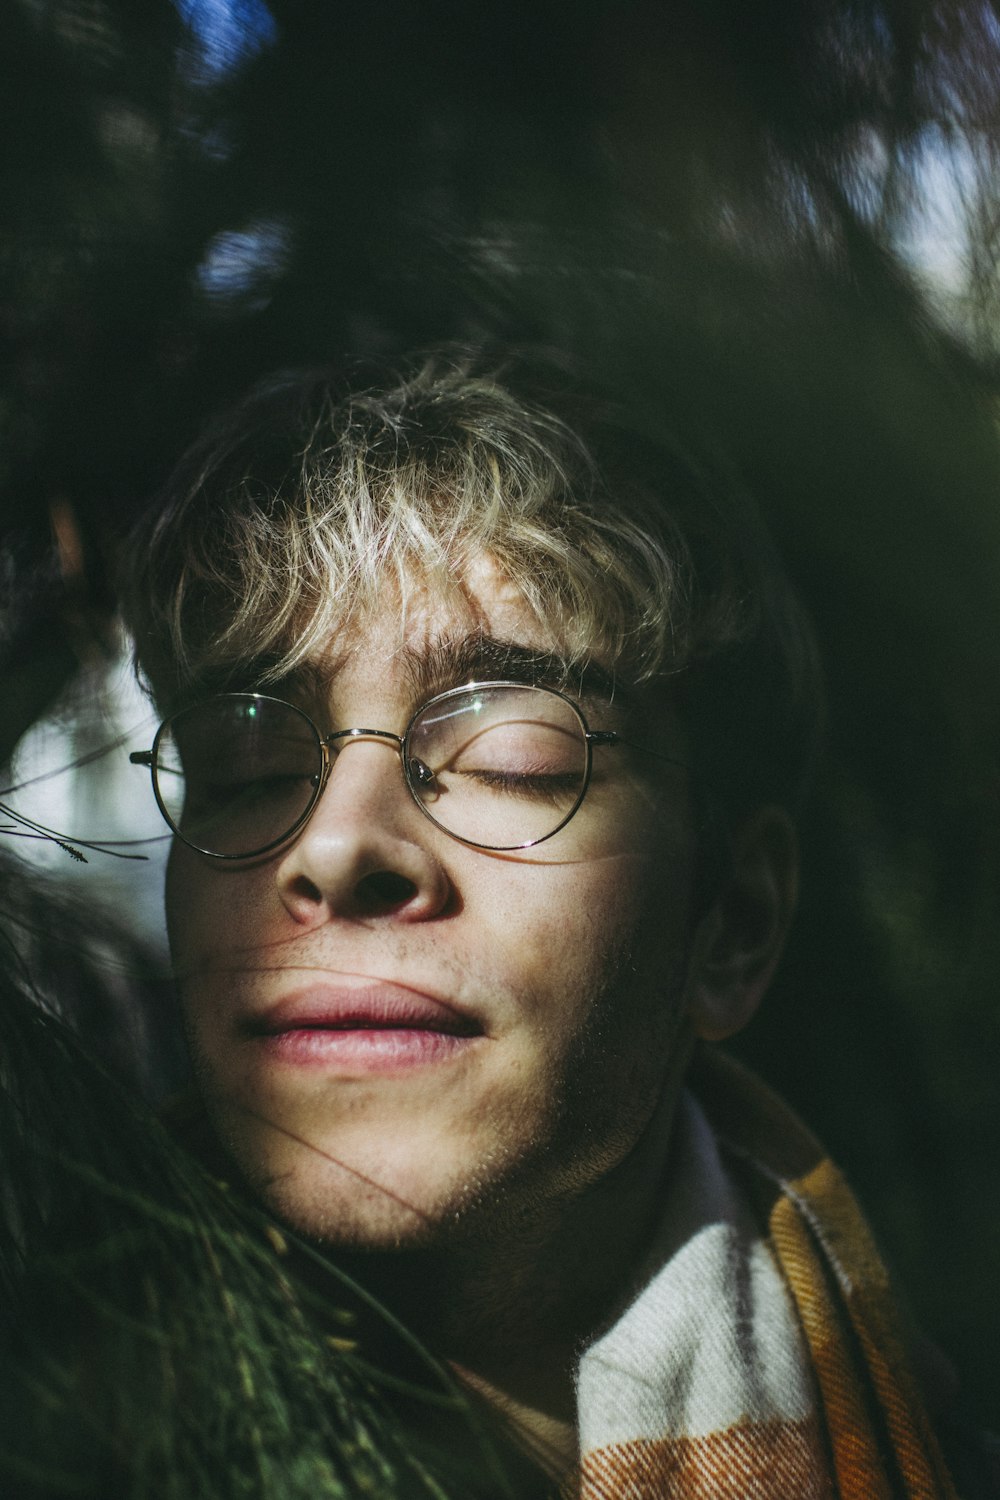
[129,682,686,859]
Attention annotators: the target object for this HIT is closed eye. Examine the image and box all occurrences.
[457,768,583,802]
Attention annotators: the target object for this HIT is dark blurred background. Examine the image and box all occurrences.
[1,0,998,1423]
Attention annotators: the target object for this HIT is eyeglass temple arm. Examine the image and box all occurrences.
[586,730,689,772]
[129,750,153,766]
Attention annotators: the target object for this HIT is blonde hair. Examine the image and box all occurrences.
[121,349,821,817]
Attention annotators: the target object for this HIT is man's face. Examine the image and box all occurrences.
[166,561,697,1249]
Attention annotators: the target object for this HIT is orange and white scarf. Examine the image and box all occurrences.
[572,1050,958,1500]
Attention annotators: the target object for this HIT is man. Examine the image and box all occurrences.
[121,350,965,1497]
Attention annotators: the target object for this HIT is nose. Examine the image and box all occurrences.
[275,736,451,925]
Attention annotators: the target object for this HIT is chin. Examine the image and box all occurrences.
[210,1115,482,1250]
[209,1102,580,1255]
[264,1177,443,1251]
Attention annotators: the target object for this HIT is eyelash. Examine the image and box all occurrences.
[463,769,582,802]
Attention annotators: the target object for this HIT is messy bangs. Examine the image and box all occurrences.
[121,356,710,709]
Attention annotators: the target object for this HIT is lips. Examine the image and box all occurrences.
[244,980,483,1072]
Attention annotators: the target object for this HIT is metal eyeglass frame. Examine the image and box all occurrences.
[129,681,688,859]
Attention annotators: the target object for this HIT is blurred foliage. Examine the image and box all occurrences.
[0,0,998,1427]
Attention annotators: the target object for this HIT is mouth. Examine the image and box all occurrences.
[244,980,484,1072]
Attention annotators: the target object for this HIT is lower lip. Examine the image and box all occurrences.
[259,1027,477,1072]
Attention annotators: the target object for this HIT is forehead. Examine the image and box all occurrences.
[285,554,619,705]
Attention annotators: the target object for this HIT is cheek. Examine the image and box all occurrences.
[487,839,689,1056]
[165,845,268,967]
[483,850,694,1195]
[508,788,693,972]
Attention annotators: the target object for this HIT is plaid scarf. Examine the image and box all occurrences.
[571,1049,958,1500]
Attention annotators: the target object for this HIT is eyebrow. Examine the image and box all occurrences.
[405,634,620,704]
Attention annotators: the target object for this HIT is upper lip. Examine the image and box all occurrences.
[247,980,482,1037]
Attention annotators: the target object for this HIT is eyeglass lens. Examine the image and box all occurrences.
[406,685,588,849]
[154,697,324,858]
[154,685,590,857]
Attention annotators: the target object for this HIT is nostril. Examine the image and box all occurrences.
[357,870,418,910]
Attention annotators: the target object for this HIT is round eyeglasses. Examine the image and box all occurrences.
[129,682,686,859]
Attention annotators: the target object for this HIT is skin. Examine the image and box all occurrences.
[165,559,797,1472]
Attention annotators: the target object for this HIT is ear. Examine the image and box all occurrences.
[684,805,799,1042]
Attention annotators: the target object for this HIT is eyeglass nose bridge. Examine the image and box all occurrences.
[323,726,404,750]
[321,726,438,792]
